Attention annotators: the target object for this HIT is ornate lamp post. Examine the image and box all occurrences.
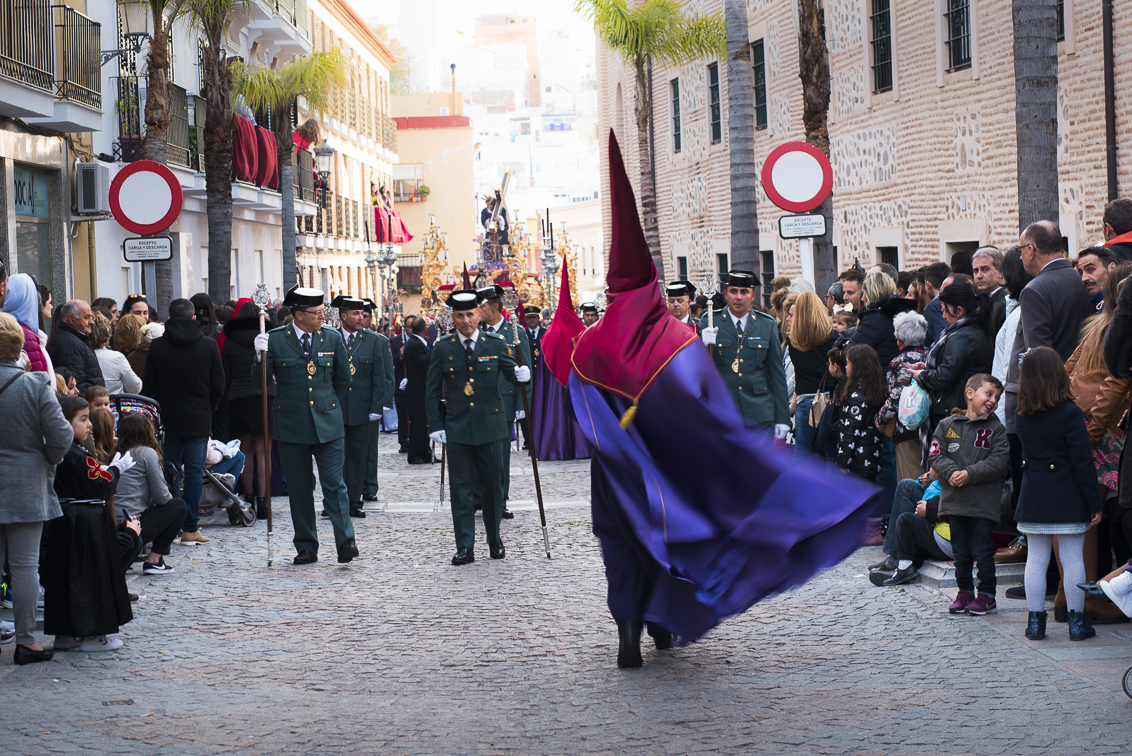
[313,139,334,209]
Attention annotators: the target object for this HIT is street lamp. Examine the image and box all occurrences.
[314,139,334,209]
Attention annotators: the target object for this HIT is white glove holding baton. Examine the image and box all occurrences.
[399,378,408,390]
[514,366,531,383]
[254,333,270,353]
[368,413,381,422]
[701,327,718,346]
[429,430,447,445]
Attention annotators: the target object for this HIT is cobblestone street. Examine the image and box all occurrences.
[3,433,1132,755]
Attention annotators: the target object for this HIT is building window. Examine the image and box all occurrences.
[677,256,688,279]
[392,163,425,202]
[752,40,767,130]
[870,0,893,93]
[670,79,681,153]
[877,246,899,269]
[760,250,775,307]
[1056,0,1065,41]
[707,62,721,143]
[944,0,972,72]
[716,253,729,279]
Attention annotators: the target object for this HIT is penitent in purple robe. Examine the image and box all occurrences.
[531,359,592,461]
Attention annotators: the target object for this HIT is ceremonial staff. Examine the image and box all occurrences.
[502,290,551,559]
[252,284,274,566]
[435,307,452,511]
[702,272,717,359]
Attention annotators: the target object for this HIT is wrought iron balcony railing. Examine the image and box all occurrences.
[114,75,143,161]
[167,82,190,168]
[296,146,315,202]
[52,5,99,108]
[0,0,53,92]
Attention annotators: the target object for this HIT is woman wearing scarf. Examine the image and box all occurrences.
[908,277,995,436]
[2,273,49,373]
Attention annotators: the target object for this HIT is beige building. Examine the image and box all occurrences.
[473,14,541,108]
[392,93,476,312]
[528,200,605,303]
[596,0,1132,287]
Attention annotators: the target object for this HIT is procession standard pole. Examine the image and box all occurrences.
[506,297,551,558]
[253,284,274,566]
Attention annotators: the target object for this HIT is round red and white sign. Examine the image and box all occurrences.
[109,160,183,235]
[761,142,833,214]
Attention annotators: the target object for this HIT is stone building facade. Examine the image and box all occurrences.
[596,0,1132,287]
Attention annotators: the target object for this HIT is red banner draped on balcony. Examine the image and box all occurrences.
[232,115,258,184]
[255,126,279,189]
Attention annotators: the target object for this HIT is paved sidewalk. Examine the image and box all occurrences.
[2,434,1130,754]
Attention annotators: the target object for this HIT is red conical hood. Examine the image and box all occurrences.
[571,131,696,408]
[542,260,586,387]
[462,263,471,290]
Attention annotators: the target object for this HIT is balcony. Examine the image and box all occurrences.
[245,0,311,59]
[113,75,143,162]
[26,5,103,131]
[167,82,191,168]
[0,0,56,119]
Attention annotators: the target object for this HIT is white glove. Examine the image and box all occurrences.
[399,378,408,390]
[515,410,526,421]
[382,406,393,412]
[429,430,447,445]
[514,365,531,383]
[254,333,270,353]
[774,424,790,440]
[701,327,718,346]
[109,450,135,474]
[368,413,380,422]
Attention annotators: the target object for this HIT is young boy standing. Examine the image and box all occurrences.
[917,374,1010,614]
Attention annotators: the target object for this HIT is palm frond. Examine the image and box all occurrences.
[232,49,348,119]
[186,0,252,47]
[575,0,725,68]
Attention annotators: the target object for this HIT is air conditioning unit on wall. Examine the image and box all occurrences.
[75,162,110,215]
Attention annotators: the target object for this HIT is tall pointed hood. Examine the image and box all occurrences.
[542,261,586,387]
[570,131,696,421]
[462,263,472,290]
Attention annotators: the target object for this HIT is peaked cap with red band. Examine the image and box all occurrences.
[571,131,696,407]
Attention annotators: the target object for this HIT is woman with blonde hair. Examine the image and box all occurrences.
[92,313,141,394]
[788,290,839,457]
[112,313,148,378]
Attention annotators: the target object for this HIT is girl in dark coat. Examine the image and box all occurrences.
[1015,347,1103,642]
[835,344,886,482]
[43,395,135,653]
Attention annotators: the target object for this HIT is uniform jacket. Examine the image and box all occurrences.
[700,309,790,427]
[835,390,883,480]
[916,318,993,418]
[929,410,1009,522]
[253,325,351,444]
[525,325,546,372]
[425,332,517,446]
[48,321,105,393]
[1015,401,1103,524]
[1065,324,1132,448]
[338,327,395,426]
[143,317,225,438]
[679,314,700,336]
[403,334,431,400]
[481,318,532,418]
[0,363,72,524]
[850,295,916,369]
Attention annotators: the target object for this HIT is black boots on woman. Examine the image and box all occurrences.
[1067,609,1096,641]
[1025,611,1047,640]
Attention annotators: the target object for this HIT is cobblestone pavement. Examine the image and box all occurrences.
[3,432,1131,755]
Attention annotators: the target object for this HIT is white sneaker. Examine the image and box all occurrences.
[1106,569,1132,595]
[79,635,123,652]
[1099,577,1132,618]
[53,635,83,651]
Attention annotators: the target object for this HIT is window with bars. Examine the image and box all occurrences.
[878,246,899,269]
[761,251,775,307]
[677,256,688,279]
[870,0,893,93]
[670,79,681,153]
[1056,0,1065,41]
[716,253,729,279]
[751,40,767,130]
[944,0,972,72]
[707,63,721,143]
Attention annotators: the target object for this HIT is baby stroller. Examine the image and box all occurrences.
[108,394,255,527]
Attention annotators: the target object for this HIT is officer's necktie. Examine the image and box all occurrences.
[347,333,354,350]
[465,338,475,361]
[301,333,311,356]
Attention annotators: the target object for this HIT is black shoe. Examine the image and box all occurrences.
[451,547,474,566]
[398,446,408,454]
[1005,585,1026,599]
[869,556,896,572]
[128,592,140,604]
[869,570,895,587]
[350,505,367,518]
[408,457,437,465]
[293,550,318,565]
[363,493,378,502]
[256,498,268,521]
[616,620,643,668]
[881,565,919,586]
[13,645,53,665]
[490,542,505,559]
[652,629,675,650]
[1025,610,1047,640]
[501,508,514,520]
[1068,609,1096,641]
[337,538,359,564]
[320,509,330,519]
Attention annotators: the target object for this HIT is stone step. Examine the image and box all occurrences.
[917,559,1026,588]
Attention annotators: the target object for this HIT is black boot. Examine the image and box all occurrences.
[1025,610,1047,640]
[616,620,643,668]
[1068,609,1096,641]
[652,629,675,650]
[256,497,269,521]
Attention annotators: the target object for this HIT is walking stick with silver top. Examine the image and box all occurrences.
[252,284,274,567]
[435,307,453,512]
[701,272,718,359]
[502,290,551,558]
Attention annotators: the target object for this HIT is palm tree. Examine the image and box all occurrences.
[234,50,349,291]
[797,0,835,295]
[190,0,248,305]
[576,0,725,280]
[724,0,759,272]
[141,0,192,314]
[1012,0,1059,229]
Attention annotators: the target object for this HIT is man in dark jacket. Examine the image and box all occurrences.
[403,317,435,464]
[48,300,105,393]
[143,298,225,543]
[1103,198,1132,262]
[922,262,951,345]
[390,315,413,453]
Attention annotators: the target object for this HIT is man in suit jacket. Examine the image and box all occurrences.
[1004,220,1093,498]
[973,246,1009,335]
[520,305,545,451]
[390,315,412,453]
[404,316,435,464]
[331,296,394,517]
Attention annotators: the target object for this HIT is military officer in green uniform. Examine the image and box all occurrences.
[699,270,791,439]
[476,284,532,518]
[330,295,394,518]
[426,289,531,565]
[253,286,359,565]
[361,299,385,503]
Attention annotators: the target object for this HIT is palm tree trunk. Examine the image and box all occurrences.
[142,25,174,316]
[797,0,835,296]
[276,113,298,292]
[724,0,759,272]
[202,48,233,306]
[634,55,665,280]
[1012,0,1059,229]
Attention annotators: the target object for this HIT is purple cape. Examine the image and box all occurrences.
[532,359,592,461]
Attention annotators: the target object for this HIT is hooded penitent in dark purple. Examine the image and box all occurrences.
[569,132,878,660]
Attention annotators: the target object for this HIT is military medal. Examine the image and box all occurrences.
[464,382,474,396]
[732,358,740,373]
[350,361,356,375]
[307,361,316,375]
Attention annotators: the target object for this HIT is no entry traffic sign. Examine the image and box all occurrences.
[109,160,183,235]
[761,142,833,214]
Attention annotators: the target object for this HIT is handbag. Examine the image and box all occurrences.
[808,374,831,428]
[897,379,930,429]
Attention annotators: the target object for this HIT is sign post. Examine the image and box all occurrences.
[109,160,184,306]
[761,142,834,289]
